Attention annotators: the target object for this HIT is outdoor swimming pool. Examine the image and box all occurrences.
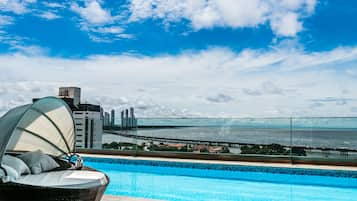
[85,157,357,201]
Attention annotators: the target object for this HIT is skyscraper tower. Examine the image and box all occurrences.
[121,111,124,129]
[110,109,115,127]
[104,112,110,127]
[130,107,135,128]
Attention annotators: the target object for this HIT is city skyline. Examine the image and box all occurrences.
[0,0,357,117]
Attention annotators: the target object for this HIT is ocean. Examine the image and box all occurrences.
[106,117,357,150]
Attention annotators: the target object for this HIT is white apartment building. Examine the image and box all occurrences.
[73,109,103,149]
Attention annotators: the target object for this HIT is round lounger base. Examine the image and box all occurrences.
[0,167,108,201]
[0,181,107,201]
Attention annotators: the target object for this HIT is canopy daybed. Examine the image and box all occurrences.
[0,97,109,201]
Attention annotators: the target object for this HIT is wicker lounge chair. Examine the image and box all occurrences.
[0,97,109,201]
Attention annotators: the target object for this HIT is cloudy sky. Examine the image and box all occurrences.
[0,0,357,117]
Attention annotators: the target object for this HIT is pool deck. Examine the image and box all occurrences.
[83,153,357,171]
[102,195,163,201]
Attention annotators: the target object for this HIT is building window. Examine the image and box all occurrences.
[76,128,83,131]
[76,123,83,126]
[90,119,94,149]
[84,118,88,148]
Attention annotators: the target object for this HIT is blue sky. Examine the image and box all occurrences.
[0,0,357,117]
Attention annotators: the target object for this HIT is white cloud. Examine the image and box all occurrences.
[129,0,317,37]
[0,15,13,26]
[0,45,357,117]
[95,26,124,34]
[0,0,35,44]
[0,30,29,51]
[0,81,56,114]
[0,0,35,14]
[71,0,113,25]
[270,12,302,37]
[244,81,287,96]
[206,93,234,103]
[311,97,355,106]
[90,26,133,39]
[351,107,357,113]
[10,45,48,55]
[42,2,65,8]
[0,1,44,52]
[84,26,134,42]
[70,1,132,42]
[37,11,61,20]
[305,0,317,14]
[346,69,357,76]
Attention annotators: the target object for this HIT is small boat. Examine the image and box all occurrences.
[0,97,109,201]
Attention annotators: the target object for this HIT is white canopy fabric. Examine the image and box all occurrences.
[0,97,75,162]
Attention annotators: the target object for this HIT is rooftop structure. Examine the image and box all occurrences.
[58,87,81,107]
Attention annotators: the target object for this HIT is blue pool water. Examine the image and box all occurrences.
[85,158,357,201]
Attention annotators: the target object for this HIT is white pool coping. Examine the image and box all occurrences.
[82,153,357,172]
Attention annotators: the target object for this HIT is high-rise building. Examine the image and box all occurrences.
[104,112,110,127]
[129,107,136,128]
[120,108,137,129]
[57,87,103,149]
[73,104,103,149]
[110,109,115,127]
[125,109,129,128]
[121,111,124,128]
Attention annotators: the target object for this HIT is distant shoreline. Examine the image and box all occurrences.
[104,130,357,153]
[105,125,192,130]
[138,125,192,129]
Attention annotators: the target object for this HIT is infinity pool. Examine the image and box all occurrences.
[85,158,357,201]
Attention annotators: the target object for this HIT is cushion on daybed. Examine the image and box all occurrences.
[2,155,31,175]
[14,170,108,189]
[1,164,20,182]
[18,150,59,174]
